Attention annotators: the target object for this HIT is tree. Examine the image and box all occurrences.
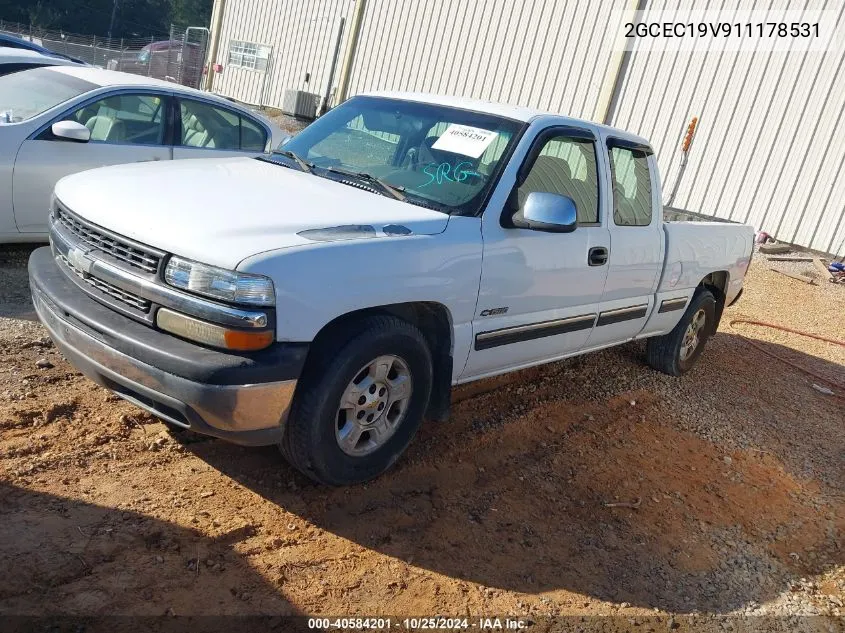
[171,0,212,28]
[0,0,213,37]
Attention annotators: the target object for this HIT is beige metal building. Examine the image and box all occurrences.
[207,0,845,255]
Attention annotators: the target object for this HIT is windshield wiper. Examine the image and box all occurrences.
[401,195,451,214]
[271,149,313,173]
[322,166,406,202]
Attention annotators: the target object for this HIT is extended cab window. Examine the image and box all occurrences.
[609,146,653,227]
[517,135,599,224]
[279,96,524,215]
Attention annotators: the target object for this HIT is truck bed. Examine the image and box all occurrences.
[660,218,755,305]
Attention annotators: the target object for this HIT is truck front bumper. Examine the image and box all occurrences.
[28,247,307,446]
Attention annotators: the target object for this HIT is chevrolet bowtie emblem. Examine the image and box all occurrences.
[67,247,95,275]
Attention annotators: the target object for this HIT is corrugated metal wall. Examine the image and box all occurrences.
[213,0,350,108]
[212,0,845,254]
[345,0,621,120]
[212,0,622,119]
[611,0,845,254]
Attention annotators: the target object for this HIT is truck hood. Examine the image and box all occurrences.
[54,157,450,270]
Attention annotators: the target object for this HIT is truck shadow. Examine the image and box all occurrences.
[191,332,844,614]
[0,482,299,622]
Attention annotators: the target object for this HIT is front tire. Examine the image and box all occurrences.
[646,289,717,376]
[281,315,432,485]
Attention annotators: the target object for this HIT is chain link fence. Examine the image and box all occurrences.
[0,20,208,89]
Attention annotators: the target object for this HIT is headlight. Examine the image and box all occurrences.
[164,256,275,306]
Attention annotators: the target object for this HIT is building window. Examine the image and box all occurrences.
[227,40,270,71]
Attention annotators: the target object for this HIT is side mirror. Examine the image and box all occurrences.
[513,192,578,233]
[52,120,91,143]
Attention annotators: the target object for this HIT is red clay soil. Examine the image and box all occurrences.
[0,251,842,628]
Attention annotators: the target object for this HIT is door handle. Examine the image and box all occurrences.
[588,246,608,266]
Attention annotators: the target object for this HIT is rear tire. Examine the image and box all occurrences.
[646,289,717,376]
[281,315,432,485]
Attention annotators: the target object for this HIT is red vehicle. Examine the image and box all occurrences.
[112,40,203,88]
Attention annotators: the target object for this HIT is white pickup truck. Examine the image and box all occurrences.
[29,93,754,485]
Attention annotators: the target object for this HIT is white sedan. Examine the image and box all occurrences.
[0,65,286,242]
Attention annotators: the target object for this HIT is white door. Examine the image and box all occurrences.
[585,141,664,349]
[13,92,171,233]
[172,98,269,160]
[461,130,611,380]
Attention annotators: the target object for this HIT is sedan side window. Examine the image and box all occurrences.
[516,135,600,224]
[179,99,268,151]
[68,94,165,145]
[241,116,268,152]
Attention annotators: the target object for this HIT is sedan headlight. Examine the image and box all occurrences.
[164,256,275,306]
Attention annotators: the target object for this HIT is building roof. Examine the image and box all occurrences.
[364,90,651,146]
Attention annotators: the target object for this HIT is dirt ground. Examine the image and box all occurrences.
[0,243,843,630]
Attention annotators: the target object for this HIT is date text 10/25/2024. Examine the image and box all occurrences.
[307,617,528,630]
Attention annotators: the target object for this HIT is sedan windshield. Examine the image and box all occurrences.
[0,67,95,123]
[277,96,525,215]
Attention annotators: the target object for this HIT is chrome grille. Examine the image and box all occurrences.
[58,253,152,313]
[55,206,161,274]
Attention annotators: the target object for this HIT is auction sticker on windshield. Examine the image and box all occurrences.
[431,124,498,158]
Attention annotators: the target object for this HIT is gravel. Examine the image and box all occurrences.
[264,111,308,136]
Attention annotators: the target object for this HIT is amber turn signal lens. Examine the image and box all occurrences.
[223,329,274,351]
[156,308,273,351]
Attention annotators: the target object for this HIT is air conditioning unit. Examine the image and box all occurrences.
[282,90,319,119]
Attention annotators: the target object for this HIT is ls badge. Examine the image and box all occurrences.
[479,307,509,317]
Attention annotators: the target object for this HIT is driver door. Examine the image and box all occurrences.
[13,91,172,234]
[461,127,611,380]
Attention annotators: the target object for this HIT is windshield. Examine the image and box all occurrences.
[0,67,94,123]
[279,96,524,214]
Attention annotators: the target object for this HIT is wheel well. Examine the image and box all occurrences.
[309,302,454,422]
[698,271,728,327]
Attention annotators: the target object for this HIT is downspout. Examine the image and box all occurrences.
[319,17,346,116]
[334,0,367,105]
[204,0,226,91]
[593,0,645,124]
